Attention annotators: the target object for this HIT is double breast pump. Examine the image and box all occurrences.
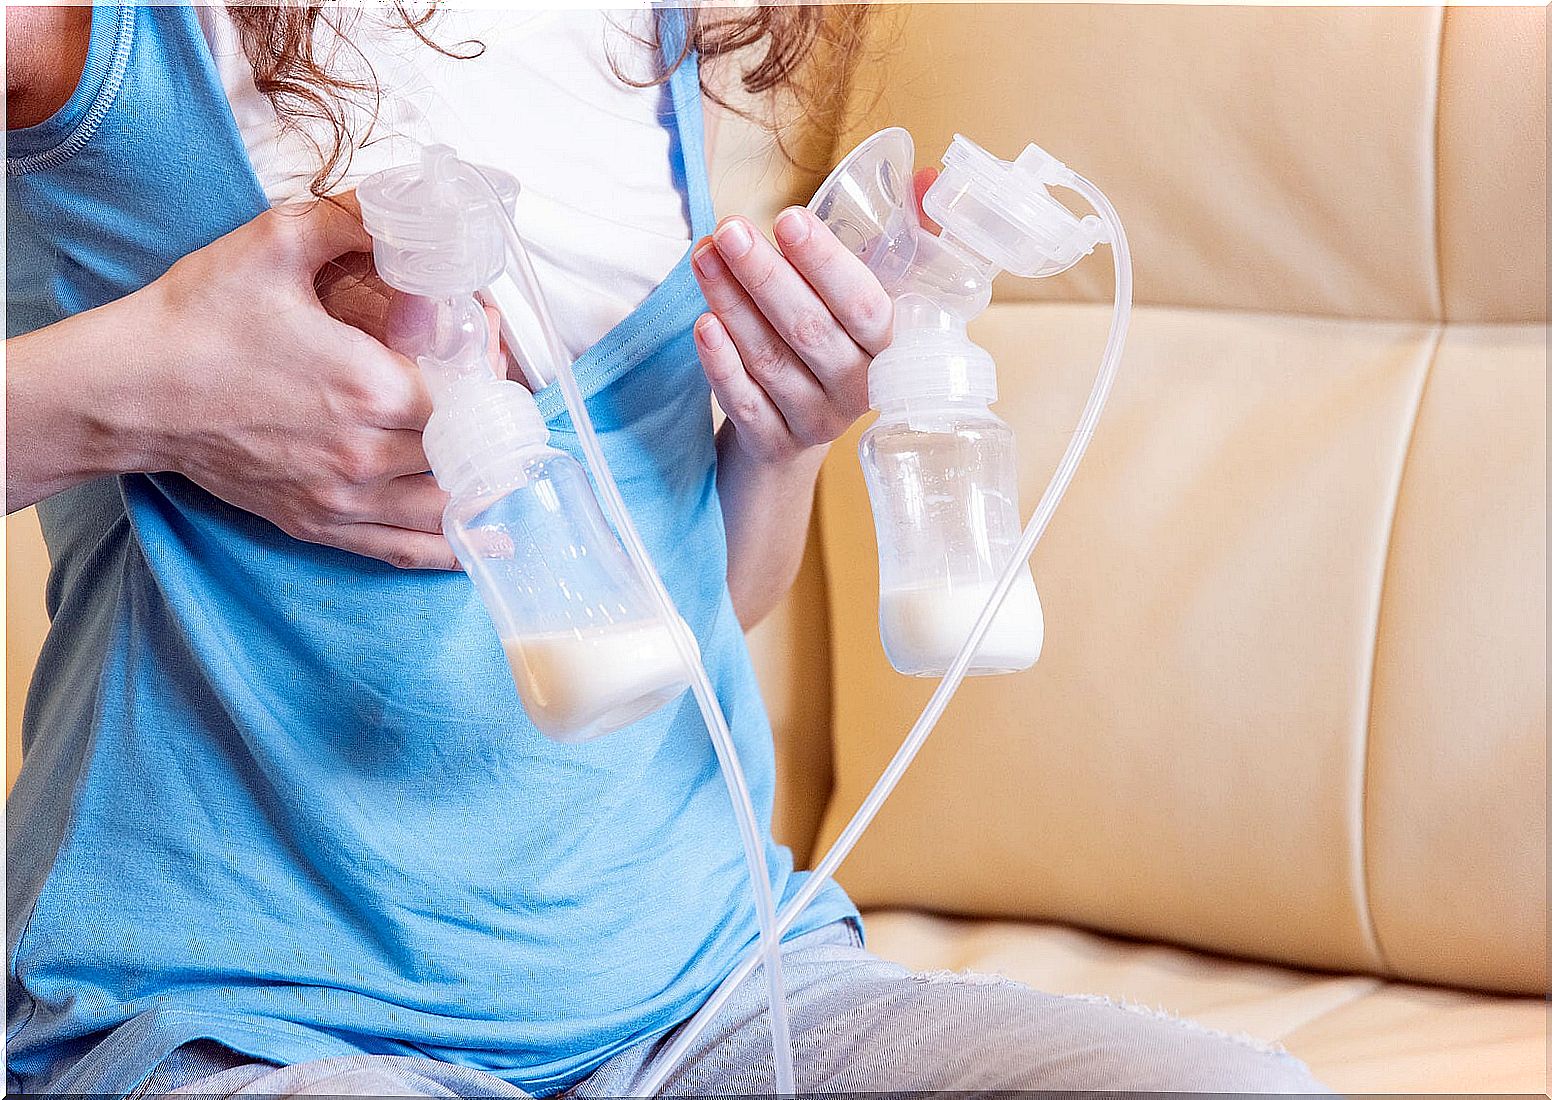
[360,125,1131,1094]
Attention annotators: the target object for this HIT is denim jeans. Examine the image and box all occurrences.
[140,921,1330,1097]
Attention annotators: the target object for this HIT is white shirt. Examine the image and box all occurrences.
[200,7,694,363]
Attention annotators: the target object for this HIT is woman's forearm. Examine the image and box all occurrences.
[6,292,165,512]
[716,420,828,629]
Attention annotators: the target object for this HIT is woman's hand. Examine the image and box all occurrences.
[690,206,892,466]
[692,204,895,627]
[690,169,939,468]
[694,173,938,627]
[7,196,458,568]
[143,197,463,568]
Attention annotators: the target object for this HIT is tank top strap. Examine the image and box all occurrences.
[658,9,716,239]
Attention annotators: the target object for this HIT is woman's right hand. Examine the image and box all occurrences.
[128,197,457,569]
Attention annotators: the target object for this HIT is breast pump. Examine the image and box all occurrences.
[822,128,1109,676]
[633,129,1132,1094]
[357,150,696,743]
[359,126,1130,1094]
[358,144,797,1092]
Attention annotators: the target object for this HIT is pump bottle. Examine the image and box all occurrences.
[358,147,691,741]
[809,129,1108,676]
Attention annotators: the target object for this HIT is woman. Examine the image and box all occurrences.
[6,5,1328,1096]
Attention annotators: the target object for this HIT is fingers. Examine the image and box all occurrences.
[333,522,459,571]
[366,473,448,534]
[391,352,434,429]
[769,207,894,357]
[707,215,881,412]
[692,238,835,443]
[333,329,433,430]
[708,215,875,394]
[376,429,433,478]
[692,312,791,458]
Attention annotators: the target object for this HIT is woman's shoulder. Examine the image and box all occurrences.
[6,5,91,131]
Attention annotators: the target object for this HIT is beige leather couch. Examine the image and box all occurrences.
[725,4,1547,1094]
[7,4,1545,1094]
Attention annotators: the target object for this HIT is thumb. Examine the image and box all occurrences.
[271,189,373,277]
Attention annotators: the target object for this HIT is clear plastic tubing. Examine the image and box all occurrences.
[635,170,1131,1096]
[453,165,797,1093]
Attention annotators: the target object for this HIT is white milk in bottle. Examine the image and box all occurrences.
[504,619,690,740]
[879,569,1044,675]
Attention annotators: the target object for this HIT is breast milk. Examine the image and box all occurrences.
[879,569,1044,675]
[504,618,689,740]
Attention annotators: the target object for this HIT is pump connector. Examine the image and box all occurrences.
[809,127,1109,344]
[928,134,1105,279]
[360,149,551,496]
[359,144,519,297]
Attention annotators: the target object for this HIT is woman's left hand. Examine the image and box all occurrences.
[690,205,895,466]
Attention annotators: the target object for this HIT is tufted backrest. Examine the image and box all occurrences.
[733,3,1545,997]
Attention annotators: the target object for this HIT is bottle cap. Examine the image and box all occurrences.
[423,376,552,495]
[927,135,1107,279]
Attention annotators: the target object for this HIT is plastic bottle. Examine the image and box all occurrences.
[358,148,692,743]
[860,308,1044,675]
[811,129,1107,676]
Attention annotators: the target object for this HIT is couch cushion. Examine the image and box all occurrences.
[861,909,1546,1094]
[1437,6,1548,322]
[1364,324,1547,993]
[811,302,1546,995]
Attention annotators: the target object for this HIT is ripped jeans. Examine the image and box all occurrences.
[146,921,1331,1097]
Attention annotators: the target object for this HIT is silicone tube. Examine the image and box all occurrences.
[460,166,797,1094]
[634,169,1131,1096]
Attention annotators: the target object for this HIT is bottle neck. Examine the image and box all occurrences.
[875,391,996,421]
[436,434,556,499]
[867,315,998,411]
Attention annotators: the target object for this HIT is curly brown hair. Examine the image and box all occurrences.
[225,2,875,197]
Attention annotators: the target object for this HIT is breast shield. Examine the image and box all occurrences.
[809,127,1107,327]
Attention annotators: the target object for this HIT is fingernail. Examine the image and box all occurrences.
[692,242,726,279]
[714,218,754,259]
[774,208,810,248]
[695,313,724,350]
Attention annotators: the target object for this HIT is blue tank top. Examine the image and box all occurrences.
[5,7,854,1095]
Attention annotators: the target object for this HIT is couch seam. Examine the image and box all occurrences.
[1430,5,1448,323]
[984,293,1534,329]
[1272,974,1391,1051]
[1355,324,1444,981]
